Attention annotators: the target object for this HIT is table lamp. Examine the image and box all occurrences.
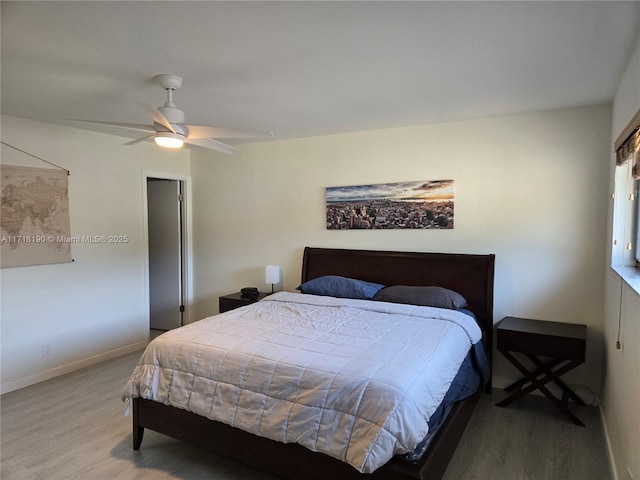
[265,264,280,293]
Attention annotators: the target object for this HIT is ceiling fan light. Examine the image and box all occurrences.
[154,132,184,149]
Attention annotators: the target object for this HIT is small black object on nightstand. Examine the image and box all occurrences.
[240,287,260,299]
[219,291,268,313]
[495,316,587,426]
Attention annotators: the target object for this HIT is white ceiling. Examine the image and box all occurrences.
[2,1,639,143]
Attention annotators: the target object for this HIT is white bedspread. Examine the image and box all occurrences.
[122,292,481,473]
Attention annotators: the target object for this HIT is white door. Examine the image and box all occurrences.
[148,178,183,330]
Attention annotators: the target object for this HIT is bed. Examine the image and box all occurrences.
[124,247,495,480]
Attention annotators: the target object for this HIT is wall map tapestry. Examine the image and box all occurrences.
[1,165,72,267]
[326,179,454,230]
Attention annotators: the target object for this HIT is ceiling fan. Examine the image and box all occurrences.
[67,74,272,154]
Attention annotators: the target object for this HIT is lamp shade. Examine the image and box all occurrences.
[265,265,280,284]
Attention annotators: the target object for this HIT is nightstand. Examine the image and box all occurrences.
[495,316,587,426]
[219,291,268,313]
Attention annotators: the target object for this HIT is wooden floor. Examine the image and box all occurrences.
[1,350,611,480]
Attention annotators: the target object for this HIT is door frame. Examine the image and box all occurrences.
[142,171,193,342]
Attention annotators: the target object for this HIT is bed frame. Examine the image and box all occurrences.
[132,247,495,480]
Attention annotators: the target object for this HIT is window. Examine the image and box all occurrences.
[613,108,640,283]
[635,179,640,265]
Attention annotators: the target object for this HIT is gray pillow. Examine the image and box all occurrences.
[296,275,384,300]
[373,285,467,310]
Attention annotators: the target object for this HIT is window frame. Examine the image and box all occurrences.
[635,178,640,265]
[612,108,640,293]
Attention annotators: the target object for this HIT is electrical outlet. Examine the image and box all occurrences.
[42,343,51,358]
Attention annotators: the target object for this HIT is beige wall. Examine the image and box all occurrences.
[191,104,612,396]
[602,33,640,480]
[0,115,190,393]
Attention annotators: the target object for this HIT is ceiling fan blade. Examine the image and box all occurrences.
[123,135,154,146]
[62,119,156,134]
[184,124,273,140]
[185,137,238,154]
[145,105,176,134]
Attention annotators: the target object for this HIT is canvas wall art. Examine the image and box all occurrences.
[326,179,454,230]
[1,165,72,267]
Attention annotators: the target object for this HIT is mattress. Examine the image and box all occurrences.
[122,292,485,473]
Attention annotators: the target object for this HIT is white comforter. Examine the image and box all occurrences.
[122,292,481,473]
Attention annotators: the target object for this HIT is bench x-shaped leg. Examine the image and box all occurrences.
[496,350,585,426]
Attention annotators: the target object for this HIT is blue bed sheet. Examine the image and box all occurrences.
[398,340,490,463]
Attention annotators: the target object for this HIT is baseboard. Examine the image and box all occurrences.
[0,341,146,395]
[599,406,621,480]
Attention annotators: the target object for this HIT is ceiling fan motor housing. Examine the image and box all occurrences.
[158,105,185,125]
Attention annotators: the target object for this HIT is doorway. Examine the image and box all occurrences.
[147,177,185,333]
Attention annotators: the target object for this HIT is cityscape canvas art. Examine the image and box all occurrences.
[326,179,454,230]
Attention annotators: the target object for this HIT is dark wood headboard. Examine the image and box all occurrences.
[301,247,495,388]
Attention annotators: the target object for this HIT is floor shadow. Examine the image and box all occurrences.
[111,431,280,480]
